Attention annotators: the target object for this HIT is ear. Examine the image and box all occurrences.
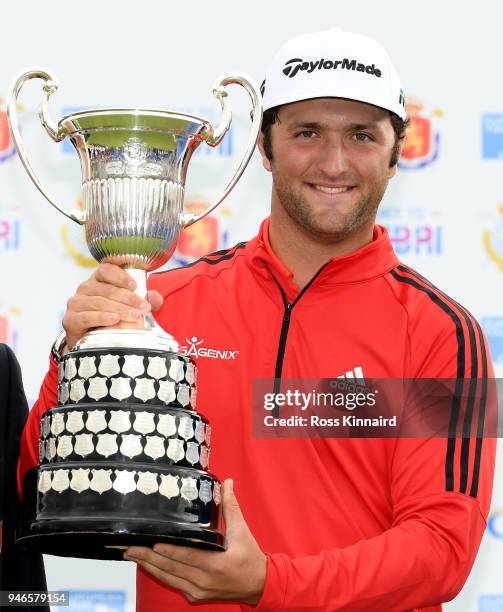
[388,133,407,178]
[257,133,272,173]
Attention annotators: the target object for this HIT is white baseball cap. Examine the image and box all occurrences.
[261,28,406,120]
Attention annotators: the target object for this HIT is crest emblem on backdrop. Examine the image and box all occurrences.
[398,97,443,170]
[172,199,231,266]
[0,98,19,162]
[483,204,503,271]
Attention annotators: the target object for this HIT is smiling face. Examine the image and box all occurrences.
[259,98,401,243]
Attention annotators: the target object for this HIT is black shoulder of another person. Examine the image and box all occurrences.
[0,344,49,608]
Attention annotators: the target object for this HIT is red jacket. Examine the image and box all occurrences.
[19,219,496,611]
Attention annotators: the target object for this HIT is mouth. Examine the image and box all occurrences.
[308,184,355,196]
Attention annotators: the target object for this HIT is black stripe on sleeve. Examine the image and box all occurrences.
[390,269,471,493]
[395,265,488,498]
[150,242,248,278]
[181,242,248,268]
[470,318,488,498]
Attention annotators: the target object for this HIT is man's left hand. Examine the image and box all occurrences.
[124,479,267,605]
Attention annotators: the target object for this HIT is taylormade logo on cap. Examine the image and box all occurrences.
[282,57,382,79]
[262,28,407,121]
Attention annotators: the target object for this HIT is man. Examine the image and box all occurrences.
[19,29,495,610]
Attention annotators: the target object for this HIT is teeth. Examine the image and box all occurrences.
[314,185,350,194]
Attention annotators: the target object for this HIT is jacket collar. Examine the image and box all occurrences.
[248,217,399,303]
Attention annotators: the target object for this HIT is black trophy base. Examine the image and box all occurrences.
[17,518,224,560]
[18,467,224,560]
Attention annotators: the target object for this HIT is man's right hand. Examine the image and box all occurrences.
[62,263,164,351]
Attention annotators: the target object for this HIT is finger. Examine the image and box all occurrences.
[64,311,121,332]
[78,282,151,312]
[63,311,121,349]
[222,479,246,536]
[125,547,205,583]
[127,556,202,600]
[148,542,220,569]
[146,290,163,312]
[93,263,137,290]
[67,296,148,323]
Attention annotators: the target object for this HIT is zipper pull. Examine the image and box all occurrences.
[284,303,292,322]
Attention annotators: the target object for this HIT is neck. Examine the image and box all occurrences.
[268,203,375,290]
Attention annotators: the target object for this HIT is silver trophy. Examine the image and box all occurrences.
[8,67,262,559]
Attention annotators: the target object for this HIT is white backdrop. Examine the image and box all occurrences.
[0,1,501,610]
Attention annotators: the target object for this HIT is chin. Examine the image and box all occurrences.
[311,211,349,231]
[303,220,350,239]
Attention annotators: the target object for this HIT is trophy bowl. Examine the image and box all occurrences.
[60,109,225,271]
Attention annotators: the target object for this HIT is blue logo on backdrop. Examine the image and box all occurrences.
[386,224,442,256]
[67,590,125,612]
[481,317,503,364]
[487,508,503,539]
[377,206,443,256]
[482,114,503,159]
[480,595,503,611]
[0,219,20,250]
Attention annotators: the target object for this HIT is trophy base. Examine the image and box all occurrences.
[19,465,224,560]
[17,518,224,560]
[23,342,225,561]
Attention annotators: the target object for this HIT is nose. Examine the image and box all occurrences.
[315,136,350,178]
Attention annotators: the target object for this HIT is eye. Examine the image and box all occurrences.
[295,130,317,139]
[352,132,373,143]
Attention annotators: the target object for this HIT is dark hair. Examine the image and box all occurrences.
[261,105,410,167]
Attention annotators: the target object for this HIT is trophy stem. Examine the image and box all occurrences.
[74,267,178,351]
[124,268,156,333]
[126,268,148,310]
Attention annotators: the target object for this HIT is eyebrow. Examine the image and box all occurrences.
[348,122,383,132]
[287,121,324,130]
[286,120,383,131]
[288,121,327,130]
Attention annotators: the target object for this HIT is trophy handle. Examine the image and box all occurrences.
[7,67,85,225]
[181,73,263,227]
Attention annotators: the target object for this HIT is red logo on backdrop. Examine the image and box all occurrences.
[176,200,219,260]
[398,98,442,170]
[0,98,16,163]
[402,114,430,159]
[0,306,21,352]
[0,314,8,343]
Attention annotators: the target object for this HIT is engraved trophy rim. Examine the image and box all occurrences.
[59,108,211,137]
[74,329,179,352]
